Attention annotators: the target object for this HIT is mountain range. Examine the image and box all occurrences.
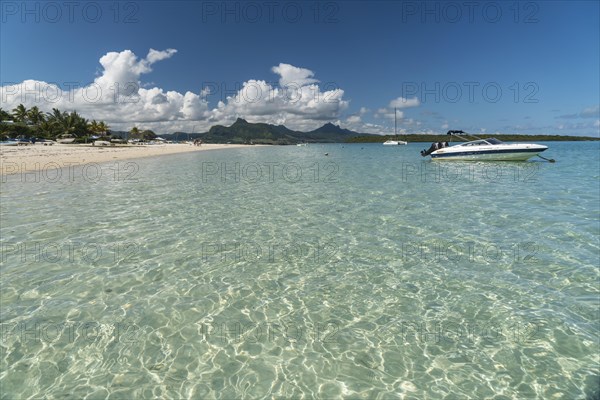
[161,118,372,144]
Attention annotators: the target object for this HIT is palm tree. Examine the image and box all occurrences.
[37,120,58,138]
[27,106,45,125]
[69,111,89,137]
[0,108,12,122]
[88,120,101,135]
[59,116,77,137]
[12,104,28,123]
[98,121,109,136]
[88,120,110,140]
[53,111,88,138]
[46,109,65,129]
[49,108,66,122]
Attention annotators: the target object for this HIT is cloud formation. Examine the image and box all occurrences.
[556,105,600,119]
[271,63,319,87]
[389,96,420,109]
[373,96,421,122]
[0,50,349,133]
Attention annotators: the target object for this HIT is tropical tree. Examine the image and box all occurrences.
[37,120,58,138]
[50,111,89,137]
[0,108,12,122]
[88,120,101,135]
[98,121,109,136]
[27,106,45,125]
[48,108,66,122]
[12,104,28,123]
[58,116,77,137]
[68,111,89,137]
[87,120,109,135]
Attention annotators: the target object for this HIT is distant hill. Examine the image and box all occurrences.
[303,123,360,142]
[161,118,375,144]
[203,118,298,144]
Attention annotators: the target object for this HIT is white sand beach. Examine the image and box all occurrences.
[0,143,259,175]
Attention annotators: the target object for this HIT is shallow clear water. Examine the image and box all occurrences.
[1,142,599,399]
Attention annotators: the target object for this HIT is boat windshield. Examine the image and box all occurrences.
[461,138,504,146]
[462,140,488,146]
[485,138,504,144]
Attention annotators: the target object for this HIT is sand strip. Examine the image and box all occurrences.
[0,143,261,175]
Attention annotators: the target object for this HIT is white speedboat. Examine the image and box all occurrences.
[383,108,407,145]
[421,131,548,161]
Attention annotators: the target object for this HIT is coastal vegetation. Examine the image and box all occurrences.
[2,105,597,144]
[0,104,113,142]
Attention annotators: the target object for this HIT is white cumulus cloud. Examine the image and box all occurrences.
[389,96,420,109]
[346,115,361,124]
[373,96,421,125]
[271,63,319,88]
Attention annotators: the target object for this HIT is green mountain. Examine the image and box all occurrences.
[203,118,298,144]
[162,118,373,144]
[303,122,360,142]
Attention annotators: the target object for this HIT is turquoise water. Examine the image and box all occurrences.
[1,142,598,399]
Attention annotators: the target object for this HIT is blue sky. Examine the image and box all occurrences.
[1,1,598,136]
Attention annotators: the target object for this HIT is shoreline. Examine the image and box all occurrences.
[0,143,262,176]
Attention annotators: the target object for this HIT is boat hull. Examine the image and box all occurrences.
[431,144,547,161]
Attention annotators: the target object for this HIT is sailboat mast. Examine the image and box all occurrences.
[394,107,397,137]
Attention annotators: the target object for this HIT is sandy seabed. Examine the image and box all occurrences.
[0,143,259,175]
